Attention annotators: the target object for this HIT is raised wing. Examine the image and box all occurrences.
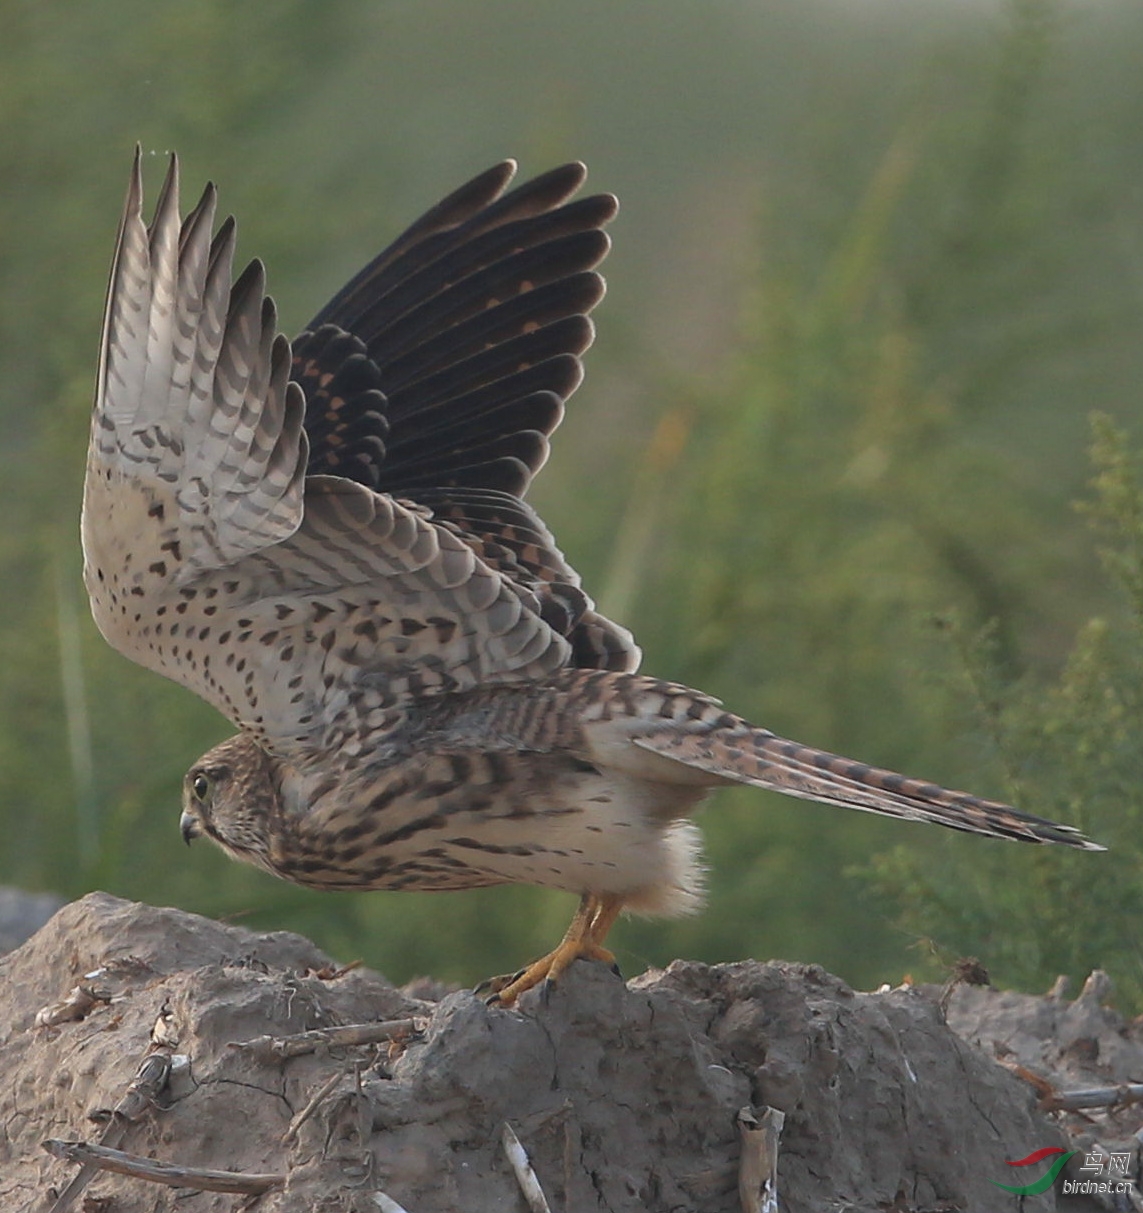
[87,150,308,576]
[299,160,611,498]
[288,159,640,674]
[83,150,604,756]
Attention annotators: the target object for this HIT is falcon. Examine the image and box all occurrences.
[82,150,1101,1005]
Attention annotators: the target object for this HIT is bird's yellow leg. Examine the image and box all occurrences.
[483,893,624,1006]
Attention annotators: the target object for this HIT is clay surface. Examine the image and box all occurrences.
[0,893,1084,1211]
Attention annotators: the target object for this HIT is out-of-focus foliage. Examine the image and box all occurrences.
[867,416,1143,1007]
[3,0,1143,999]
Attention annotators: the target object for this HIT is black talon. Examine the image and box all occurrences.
[477,966,531,1005]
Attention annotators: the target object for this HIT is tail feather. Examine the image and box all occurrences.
[560,669,1103,851]
[632,721,1103,850]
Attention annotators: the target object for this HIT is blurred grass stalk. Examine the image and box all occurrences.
[599,405,691,623]
[55,558,97,866]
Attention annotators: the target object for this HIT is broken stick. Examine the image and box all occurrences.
[43,1140,282,1195]
[738,1105,785,1213]
[230,1018,421,1062]
[1046,1082,1143,1112]
[281,1063,353,1145]
[501,1122,553,1213]
[47,1049,174,1213]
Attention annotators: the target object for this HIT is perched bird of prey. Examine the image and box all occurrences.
[83,150,1101,1004]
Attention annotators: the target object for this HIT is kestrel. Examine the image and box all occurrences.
[83,150,1101,1004]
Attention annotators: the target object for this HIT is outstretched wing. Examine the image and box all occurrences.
[82,150,612,757]
[87,152,308,576]
[288,159,640,674]
[298,160,609,498]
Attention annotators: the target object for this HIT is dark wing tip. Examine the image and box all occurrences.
[125,145,145,219]
[230,257,267,311]
[1061,831,1107,853]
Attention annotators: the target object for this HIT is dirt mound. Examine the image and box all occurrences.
[1,893,1066,1211]
[946,974,1143,1207]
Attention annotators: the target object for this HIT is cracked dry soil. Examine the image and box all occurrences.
[0,892,1062,1211]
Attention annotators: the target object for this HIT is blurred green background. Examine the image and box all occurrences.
[5,0,1143,1004]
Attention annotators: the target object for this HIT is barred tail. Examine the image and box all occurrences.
[569,670,1104,851]
[641,722,1102,849]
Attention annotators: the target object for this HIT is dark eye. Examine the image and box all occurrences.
[192,773,210,802]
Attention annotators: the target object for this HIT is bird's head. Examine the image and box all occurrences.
[180,734,282,873]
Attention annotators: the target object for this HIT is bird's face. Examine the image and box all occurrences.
[180,734,281,873]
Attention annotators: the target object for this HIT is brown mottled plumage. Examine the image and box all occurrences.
[84,151,1102,1005]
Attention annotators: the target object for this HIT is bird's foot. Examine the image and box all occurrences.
[480,892,625,1007]
[481,938,619,1006]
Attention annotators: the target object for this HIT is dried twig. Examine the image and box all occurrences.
[501,1122,552,1213]
[1045,1082,1143,1112]
[996,1058,1056,1102]
[281,1063,352,1145]
[34,984,112,1028]
[938,957,990,1018]
[737,1105,785,1213]
[47,1050,174,1212]
[230,1018,421,1062]
[998,1054,1143,1112]
[1045,974,1070,1001]
[107,1052,174,1122]
[43,1140,282,1194]
[1077,969,1113,1005]
[372,1193,413,1213]
[150,1002,179,1049]
[307,959,364,980]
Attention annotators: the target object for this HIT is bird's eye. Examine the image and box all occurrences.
[192,773,210,802]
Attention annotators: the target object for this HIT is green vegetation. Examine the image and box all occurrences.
[4,0,1143,1004]
[864,416,1143,1006]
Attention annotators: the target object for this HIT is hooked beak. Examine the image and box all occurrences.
[180,810,203,846]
